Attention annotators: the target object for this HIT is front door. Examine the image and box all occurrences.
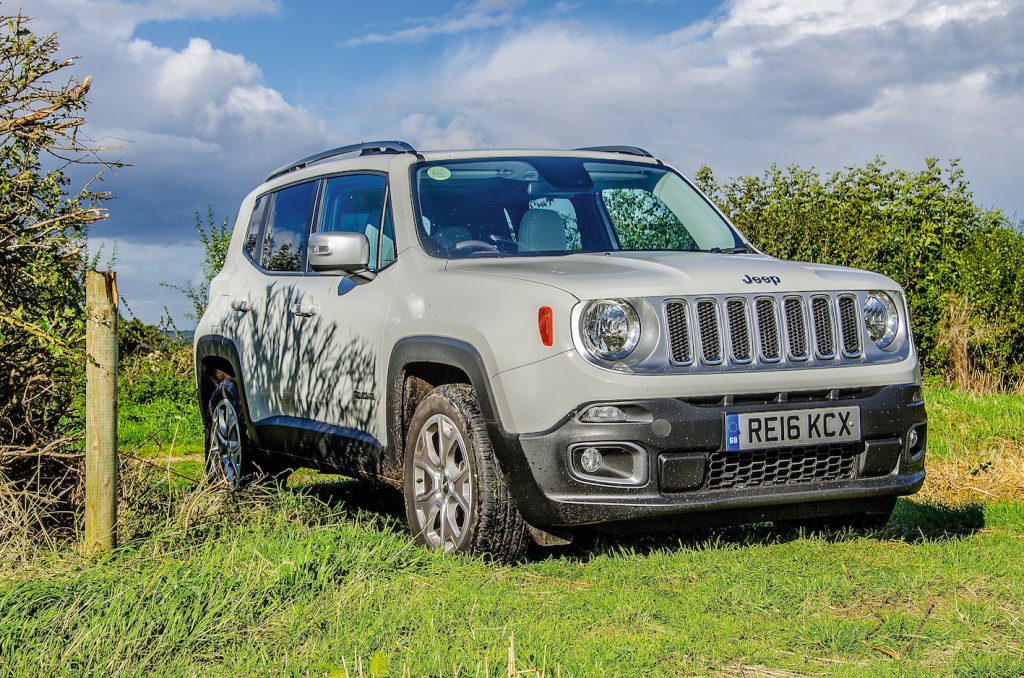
[283,173,396,445]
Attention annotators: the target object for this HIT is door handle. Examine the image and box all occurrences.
[289,303,319,317]
[230,299,253,313]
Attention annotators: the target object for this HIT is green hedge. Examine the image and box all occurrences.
[694,159,1024,387]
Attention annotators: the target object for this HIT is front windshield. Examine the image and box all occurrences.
[413,156,743,258]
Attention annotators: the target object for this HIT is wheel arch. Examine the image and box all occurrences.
[386,337,501,471]
[195,334,261,446]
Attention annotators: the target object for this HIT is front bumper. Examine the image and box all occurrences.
[490,383,926,528]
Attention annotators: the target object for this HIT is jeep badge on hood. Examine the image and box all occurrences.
[742,274,782,285]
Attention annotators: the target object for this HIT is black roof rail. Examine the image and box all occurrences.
[265,140,418,181]
[575,145,655,159]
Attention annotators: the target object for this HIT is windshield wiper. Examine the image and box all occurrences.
[707,245,750,254]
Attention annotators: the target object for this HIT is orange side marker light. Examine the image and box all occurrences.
[538,306,554,347]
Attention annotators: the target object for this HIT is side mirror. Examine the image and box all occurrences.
[308,232,371,275]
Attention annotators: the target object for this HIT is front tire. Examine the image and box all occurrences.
[402,384,528,562]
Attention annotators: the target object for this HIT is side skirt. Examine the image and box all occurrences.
[253,416,396,484]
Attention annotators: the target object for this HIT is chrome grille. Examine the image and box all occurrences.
[784,297,808,360]
[696,300,722,364]
[755,298,781,361]
[811,296,836,358]
[726,299,752,362]
[665,300,692,364]
[661,291,879,372]
[838,296,861,356]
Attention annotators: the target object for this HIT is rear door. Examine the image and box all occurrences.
[216,191,274,423]
[243,179,320,421]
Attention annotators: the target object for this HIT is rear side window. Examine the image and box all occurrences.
[261,180,318,272]
[243,194,268,261]
[318,174,392,272]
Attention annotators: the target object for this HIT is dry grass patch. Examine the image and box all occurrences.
[918,450,1024,506]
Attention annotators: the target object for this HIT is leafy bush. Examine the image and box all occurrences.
[120,343,195,408]
[0,13,121,543]
[118,341,204,457]
[164,206,232,322]
[694,159,1024,388]
[0,14,100,454]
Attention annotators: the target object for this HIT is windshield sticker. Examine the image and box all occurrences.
[427,166,452,181]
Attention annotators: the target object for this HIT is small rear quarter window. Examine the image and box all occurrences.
[243,194,268,261]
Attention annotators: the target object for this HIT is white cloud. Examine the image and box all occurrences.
[345,0,524,45]
[380,0,1024,217]
[28,0,324,170]
[27,0,279,38]
[397,113,488,150]
[150,38,259,108]
[25,0,325,326]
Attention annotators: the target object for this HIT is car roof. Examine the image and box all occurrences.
[257,145,664,194]
[417,148,661,163]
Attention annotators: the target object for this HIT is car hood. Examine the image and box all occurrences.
[445,251,896,300]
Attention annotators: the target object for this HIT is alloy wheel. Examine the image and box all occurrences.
[209,398,243,487]
[411,413,473,550]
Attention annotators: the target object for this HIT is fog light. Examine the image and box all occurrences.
[908,428,919,449]
[580,405,628,423]
[580,447,604,473]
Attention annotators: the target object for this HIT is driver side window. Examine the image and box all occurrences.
[318,174,392,272]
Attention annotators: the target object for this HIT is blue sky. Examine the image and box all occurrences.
[25,0,1024,325]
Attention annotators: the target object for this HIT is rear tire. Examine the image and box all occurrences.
[205,379,254,489]
[205,378,291,488]
[402,384,528,563]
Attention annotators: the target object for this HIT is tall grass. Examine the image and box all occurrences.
[1,380,1023,675]
[1,464,1022,676]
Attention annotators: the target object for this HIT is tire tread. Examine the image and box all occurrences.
[404,383,528,562]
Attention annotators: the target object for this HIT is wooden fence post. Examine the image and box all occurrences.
[85,270,118,554]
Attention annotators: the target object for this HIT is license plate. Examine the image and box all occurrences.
[725,406,861,452]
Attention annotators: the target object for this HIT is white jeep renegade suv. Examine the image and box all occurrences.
[195,141,926,561]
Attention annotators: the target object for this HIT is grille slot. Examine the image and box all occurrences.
[838,296,861,356]
[811,296,836,358]
[755,298,781,361]
[665,301,692,365]
[783,297,808,360]
[726,299,752,362]
[706,443,860,490]
[696,300,722,364]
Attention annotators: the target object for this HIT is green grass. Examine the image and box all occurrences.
[0,482,1021,677]
[114,343,204,458]
[119,397,204,458]
[923,381,1024,462]
[24,377,1019,675]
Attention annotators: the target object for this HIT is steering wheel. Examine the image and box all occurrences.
[486,234,519,253]
[454,240,500,255]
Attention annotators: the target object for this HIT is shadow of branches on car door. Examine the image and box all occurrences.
[217,281,397,484]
